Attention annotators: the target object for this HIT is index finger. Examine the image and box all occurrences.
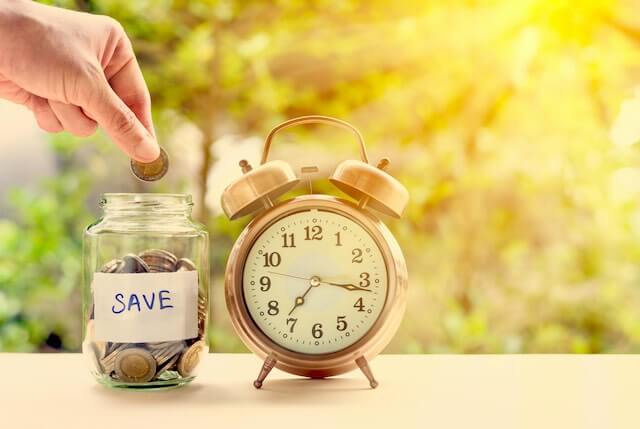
[107,54,156,139]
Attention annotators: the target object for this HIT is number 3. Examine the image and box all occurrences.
[359,272,370,287]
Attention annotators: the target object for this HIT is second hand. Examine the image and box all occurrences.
[267,271,311,282]
[268,271,371,292]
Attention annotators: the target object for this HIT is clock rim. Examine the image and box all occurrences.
[225,195,408,378]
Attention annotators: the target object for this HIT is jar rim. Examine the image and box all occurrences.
[100,193,193,212]
[102,193,190,198]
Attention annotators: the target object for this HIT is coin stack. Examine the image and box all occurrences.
[84,249,207,384]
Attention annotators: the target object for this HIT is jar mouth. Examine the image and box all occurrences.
[100,193,193,214]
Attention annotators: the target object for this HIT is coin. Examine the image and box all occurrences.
[105,342,123,356]
[119,254,150,273]
[100,259,123,273]
[115,348,157,383]
[177,341,205,377]
[156,353,180,376]
[150,341,185,368]
[89,248,207,383]
[145,341,178,351]
[139,249,177,272]
[198,294,207,336]
[100,344,128,374]
[175,258,197,272]
[130,147,169,182]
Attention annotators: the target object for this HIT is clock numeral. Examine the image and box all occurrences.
[336,315,348,331]
[262,252,281,267]
[354,297,365,312]
[334,232,342,246]
[304,225,323,240]
[259,276,271,292]
[312,323,323,339]
[359,272,370,288]
[267,300,279,316]
[281,233,296,248]
[286,317,298,333]
[352,248,363,263]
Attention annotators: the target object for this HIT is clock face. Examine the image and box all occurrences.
[242,207,389,355]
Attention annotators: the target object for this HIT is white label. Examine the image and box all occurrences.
[92,271,198,343]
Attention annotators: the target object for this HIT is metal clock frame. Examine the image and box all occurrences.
[225,195,408,388]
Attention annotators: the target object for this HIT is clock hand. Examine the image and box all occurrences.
[288,286,311,316]
[268,271,372,292]
[287,276,322,316]
[322,281,372,292]
[267,271,311,282]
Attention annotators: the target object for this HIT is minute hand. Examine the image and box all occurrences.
[322,281,372,292]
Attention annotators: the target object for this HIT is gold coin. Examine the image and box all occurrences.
[130,147,169,182]
[177,341,205,377]
[115,348,157,383]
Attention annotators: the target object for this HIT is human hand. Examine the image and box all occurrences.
[0,0,158,162]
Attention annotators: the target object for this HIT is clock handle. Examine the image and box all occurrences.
[356,356,379,389]
[253,354,278,389]
[261,115,369,165]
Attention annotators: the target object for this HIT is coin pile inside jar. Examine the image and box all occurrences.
[85,249,207,384]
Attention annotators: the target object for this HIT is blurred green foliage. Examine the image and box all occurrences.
[4,0,640,353]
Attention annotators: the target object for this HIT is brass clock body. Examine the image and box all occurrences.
[221,115,409,388]
[225,195,408,379]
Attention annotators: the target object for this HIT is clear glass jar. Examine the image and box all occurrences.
[82,193,209,389]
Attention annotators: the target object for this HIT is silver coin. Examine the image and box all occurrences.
[101,343,135,377]
[149,341,185,369]
[119,254,150,273]
[155,353,180,376]
[130,147,169,182]
[147,263,175,273]
[145,341,178,351]
[139,249,177,272]
[144,249,178,264]
[100,347,121,374]
[159,342,185,362]
[104,342,122,356]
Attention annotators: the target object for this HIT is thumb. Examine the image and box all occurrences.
[83,75,160,162]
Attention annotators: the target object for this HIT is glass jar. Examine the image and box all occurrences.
[82,193,209,389]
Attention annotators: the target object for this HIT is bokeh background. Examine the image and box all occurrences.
[3,0,640,353]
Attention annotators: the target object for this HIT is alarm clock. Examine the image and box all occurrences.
[221,115,408,389]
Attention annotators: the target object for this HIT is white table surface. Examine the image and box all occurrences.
[0,353,637,429]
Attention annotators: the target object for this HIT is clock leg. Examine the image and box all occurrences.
[253,355,277,389]
[355,356,378,389]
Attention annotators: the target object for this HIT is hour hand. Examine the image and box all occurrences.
[323,281,372,292]
[288,296,305,316]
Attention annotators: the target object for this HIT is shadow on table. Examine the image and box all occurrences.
[90,376,372,406]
